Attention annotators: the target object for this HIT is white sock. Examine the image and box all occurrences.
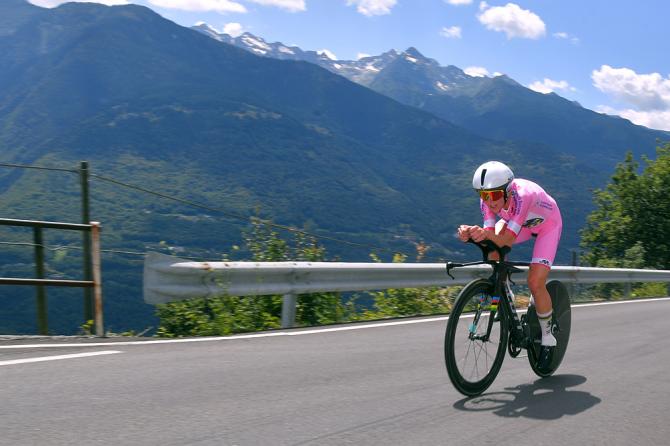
[537,310,557,347]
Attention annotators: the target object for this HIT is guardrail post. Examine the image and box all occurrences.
[281,293,297,329]
[569,251,576,299]
[90,222,104,337]
[624,282,631,298]
[33,227,48,335]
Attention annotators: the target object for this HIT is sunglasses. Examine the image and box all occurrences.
[478,189,505,201]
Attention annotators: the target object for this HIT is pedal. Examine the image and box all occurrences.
[508,335,522,358]
[508,344,522,358]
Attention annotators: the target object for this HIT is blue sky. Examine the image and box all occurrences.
[30,0,670,131]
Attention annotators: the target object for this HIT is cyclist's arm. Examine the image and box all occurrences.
[505,187,533,236]
[471,199,515,246]
[482,226,516,247]
[470,225,516,247]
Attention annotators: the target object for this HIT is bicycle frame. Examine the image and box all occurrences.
[447,240,531,353]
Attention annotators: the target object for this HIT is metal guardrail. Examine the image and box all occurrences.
[143,251,670,328]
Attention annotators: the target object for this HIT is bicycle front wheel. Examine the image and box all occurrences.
[444,279,508,396]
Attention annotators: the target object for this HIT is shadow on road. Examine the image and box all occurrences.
[453,374,601,419]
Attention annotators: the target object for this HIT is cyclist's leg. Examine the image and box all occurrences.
[528,223,561,301]
[528,223,562,358]
[528,264,552,315]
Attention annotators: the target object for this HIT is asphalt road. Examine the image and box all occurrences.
[1,298,669,446]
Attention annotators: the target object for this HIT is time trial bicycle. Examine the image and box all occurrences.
[444,239,571,396]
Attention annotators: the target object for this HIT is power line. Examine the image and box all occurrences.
[0,241,210,261]
[0,161,451,261]
[90,173,420,259]
[0,162,78,173]
[1,162,417,258]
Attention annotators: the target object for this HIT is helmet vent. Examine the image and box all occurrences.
[480,169,487,187]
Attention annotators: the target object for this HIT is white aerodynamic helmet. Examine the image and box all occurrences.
[472,161,514,191]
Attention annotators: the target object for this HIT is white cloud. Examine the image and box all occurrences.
[528,78,575,94]
[223,22,244,36]
[357,53,371,60]
[318,49,337,60]
[478,2,546,39]
[464,66,489,77]
[592,65,670,111]
[444,0,473,5]
[592,65,670,131]
[148,0,247,13]
[553,31,579,45]
[346,0,397,17]
[597,106,670,132]
[440,26,462,39]
[246,0,305,12]
[30,0,129,6]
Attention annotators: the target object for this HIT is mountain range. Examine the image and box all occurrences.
[194,24,669,168]
[0,0,663,334]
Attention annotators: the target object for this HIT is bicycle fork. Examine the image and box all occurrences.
[469,293,499,342]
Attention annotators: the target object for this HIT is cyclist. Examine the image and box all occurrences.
[457,161,563,370]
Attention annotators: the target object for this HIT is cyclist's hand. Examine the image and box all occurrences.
[457,225,472,242]
[470,226,488,243]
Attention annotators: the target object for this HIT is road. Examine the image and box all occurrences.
[1,298,669,445]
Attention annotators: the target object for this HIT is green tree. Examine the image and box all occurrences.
[581,143,670,269]
[636,144,670,268]
[580,142,670,299]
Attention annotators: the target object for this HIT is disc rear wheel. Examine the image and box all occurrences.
[527,280,572,377]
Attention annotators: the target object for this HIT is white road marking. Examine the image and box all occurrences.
[0,350,122,366]
[1,297,668,349]
[0,318,450,348]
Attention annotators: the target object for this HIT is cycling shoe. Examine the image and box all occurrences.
[537,345,554,372]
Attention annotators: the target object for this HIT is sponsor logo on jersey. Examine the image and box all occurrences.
[511,190,522,216]
[523,217,545,228]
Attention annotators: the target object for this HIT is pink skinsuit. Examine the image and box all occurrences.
[481,178,562,268]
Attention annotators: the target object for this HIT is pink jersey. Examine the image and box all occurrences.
[481,178,562,267]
